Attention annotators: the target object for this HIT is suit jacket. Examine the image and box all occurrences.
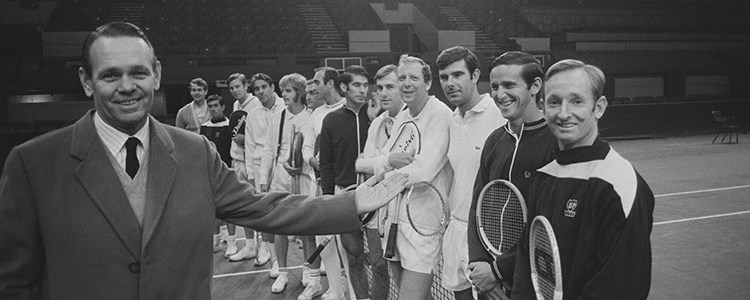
[0,110,361,300]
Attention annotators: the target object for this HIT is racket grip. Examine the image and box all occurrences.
[383,224,398,258]
[305,237,331,265]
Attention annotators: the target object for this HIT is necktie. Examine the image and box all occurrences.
[125,137,140,179]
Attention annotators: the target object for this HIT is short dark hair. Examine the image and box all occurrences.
[340,65,369,86]
[249,73,274,89]
[206,94,223,105]
[81,22,156,76]
[227,73,247,85]
[189,78,208,89]
[374,64,398,81]
[436,46,480,77]
[490,51,544,88]
[314,66,341,95]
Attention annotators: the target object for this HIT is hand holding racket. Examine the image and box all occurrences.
[386,121,420,169]
[382,121,421,258]
[529,216,563,300]
[473,180,528,294]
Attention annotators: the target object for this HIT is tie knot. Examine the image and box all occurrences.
[125,137,140,151]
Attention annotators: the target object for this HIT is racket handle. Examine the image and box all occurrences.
[360,211,375,225]
[383,224,398,258]
[305,237,332,265]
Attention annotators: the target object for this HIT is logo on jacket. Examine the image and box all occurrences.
[564,199,578,218]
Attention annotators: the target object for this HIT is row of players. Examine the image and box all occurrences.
[176,45,654,300]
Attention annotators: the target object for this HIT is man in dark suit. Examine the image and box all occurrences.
[0,22,407,300]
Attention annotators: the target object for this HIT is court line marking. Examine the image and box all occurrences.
[655,184,750,198]
[213,265,303,279]
[654,210,750,226]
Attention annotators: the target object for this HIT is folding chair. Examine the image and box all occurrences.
[711,110,740,144]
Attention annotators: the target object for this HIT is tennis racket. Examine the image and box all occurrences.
[404,182,448,236]
[333,236,353,300]
[529,216,563,300]
[305,236,332,265]
[476,179,528,259]
[388,120,421,155]
[382,121,421,258]
[288,125,304,194]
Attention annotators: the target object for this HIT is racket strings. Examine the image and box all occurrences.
[479,185,525,252]
[407,184,447,235]
[532,224,556,299]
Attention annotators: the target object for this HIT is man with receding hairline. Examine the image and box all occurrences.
[0,21,408,300]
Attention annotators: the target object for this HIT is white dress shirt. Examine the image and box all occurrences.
[93,112,150,176]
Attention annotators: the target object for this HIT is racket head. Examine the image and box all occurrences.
[388,121,421,155]
[288,131,304,169]
[476,179,528,257]
[228,110,248,137]
[529,216,563,300]
[405,182,448,236]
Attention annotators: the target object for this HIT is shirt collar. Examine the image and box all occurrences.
[236,94,255,109]
[93,111,150,157]
[554,137,608,165]
[262,96,284,111]
[327,98,345,109]
[387,102,407,118]
[407,96,436,121]
[453,93,493,117]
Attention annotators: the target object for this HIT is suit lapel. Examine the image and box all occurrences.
[141,117,177,251]
[71,111,142,258]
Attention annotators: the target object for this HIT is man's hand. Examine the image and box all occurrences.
[367,98,381,121]
[282,161,301,176]
[387,152,414,169]
[354,172,408,214]
[233,133,245,146]
[480,283,511,300]
[468,261,498,293]
[309,157,320,171]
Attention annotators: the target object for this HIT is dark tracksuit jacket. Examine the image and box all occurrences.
[319,104,370,195]
[467,119,558,285]
[512,138,655,300]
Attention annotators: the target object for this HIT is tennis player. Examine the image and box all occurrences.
[354,64,404,300]
[437,46,505,300]
[375,54,454,300]
[257,73,317,295]
[175,78,210,133]
[308,66,348,300]
[319,65,372,300]
[243,73,286,268]
[466,51,558,299]
[511,59,655,299]
[223,73,263,260]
